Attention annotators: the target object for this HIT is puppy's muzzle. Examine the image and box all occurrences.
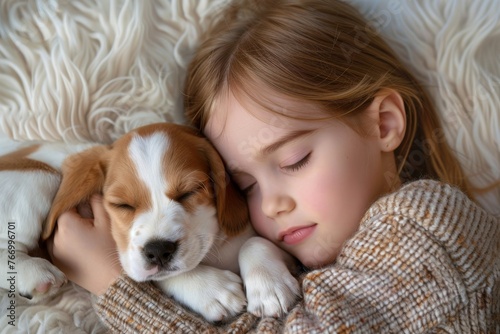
[143,240,178,267]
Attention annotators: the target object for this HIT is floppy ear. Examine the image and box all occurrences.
[201,140,249,237]
[41,145,110,240]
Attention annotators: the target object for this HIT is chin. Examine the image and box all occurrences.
[299,251,339,269]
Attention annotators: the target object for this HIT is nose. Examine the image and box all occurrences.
[261,189,295,219]
[143,240,178,267]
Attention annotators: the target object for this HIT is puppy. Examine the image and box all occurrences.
[37,123,299,321]
[0,139,95,302]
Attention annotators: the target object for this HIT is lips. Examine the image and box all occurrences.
[279,224,317,245]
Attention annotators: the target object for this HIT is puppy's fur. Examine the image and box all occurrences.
[0,123,299,321]
[0,140,94,301]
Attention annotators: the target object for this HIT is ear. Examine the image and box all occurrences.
[201,139,249,237]
[41,145,110,240]
[369,89,406,152]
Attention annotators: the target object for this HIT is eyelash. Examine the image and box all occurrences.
[242,183,255,195]
[282,152,311,172]
[241,152,311,194]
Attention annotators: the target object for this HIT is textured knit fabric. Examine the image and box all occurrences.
[94,180,500,333]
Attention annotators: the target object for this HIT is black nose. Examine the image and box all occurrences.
[143,240,178,267]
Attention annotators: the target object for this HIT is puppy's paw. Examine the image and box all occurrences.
[17,257,67,303]
[245,266,300,317]
[157,266,246,322]
[195,269,247,322]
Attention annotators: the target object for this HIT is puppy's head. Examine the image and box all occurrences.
[43,123,248,281]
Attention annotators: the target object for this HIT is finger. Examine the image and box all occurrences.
[45,225,71,270]
[58,208,91,226]
[56,211,94,242]
[89,194,109,227]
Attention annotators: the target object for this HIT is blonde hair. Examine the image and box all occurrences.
[185,0,472,195]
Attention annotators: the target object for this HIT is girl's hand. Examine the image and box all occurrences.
[47,194,122,296]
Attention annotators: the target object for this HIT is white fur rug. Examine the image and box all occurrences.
[0,0,499,332]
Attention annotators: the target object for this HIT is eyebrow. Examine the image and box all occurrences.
[229,129,316,176]
[259,129,315,158]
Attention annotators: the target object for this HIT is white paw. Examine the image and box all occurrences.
[195,269,247,322]
[245,265,300,317]
[157,266,246,322]
[17,257,67,303]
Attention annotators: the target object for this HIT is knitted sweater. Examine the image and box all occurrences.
[94,180,500,333]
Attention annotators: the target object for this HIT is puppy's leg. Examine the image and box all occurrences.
[239,236,300,317]
[0,249,67,302]
[155,265,246,322]
[0,172,67,303]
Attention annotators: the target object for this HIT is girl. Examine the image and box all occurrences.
[49,0,499,332]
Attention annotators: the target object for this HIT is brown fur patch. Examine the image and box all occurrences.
[42,145,109,240]
[0,145,58,174]
[103,134,152,252]
[161,124,249,236]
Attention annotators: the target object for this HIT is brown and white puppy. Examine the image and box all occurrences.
[0,139,94,302]
[39,123,299,321]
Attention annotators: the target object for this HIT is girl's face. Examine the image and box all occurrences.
[206,93,395,268]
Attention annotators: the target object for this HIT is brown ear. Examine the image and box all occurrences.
[201,140,249,236]
[41,145,110,240]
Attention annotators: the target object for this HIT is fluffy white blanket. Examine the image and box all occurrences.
[0,0,498,332]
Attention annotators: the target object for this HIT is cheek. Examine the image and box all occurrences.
[299,156,371,234]
[299,163,343,216]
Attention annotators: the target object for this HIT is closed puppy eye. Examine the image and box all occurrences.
[176,191,196,202]
[110,202,136,211]
[175,184,205,203]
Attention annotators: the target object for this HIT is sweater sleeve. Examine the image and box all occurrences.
[283,180,498,333]
[94,276,219,333]
[285,216,467,333]
[94,275,290,334]
[93,275,273,333]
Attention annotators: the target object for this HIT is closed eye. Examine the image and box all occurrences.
[176,191,196,202]
[234,174,256,195]
[242,182,256,195]
[111,203,135,211]
[282,152,311,172]
[175,184,205,203]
